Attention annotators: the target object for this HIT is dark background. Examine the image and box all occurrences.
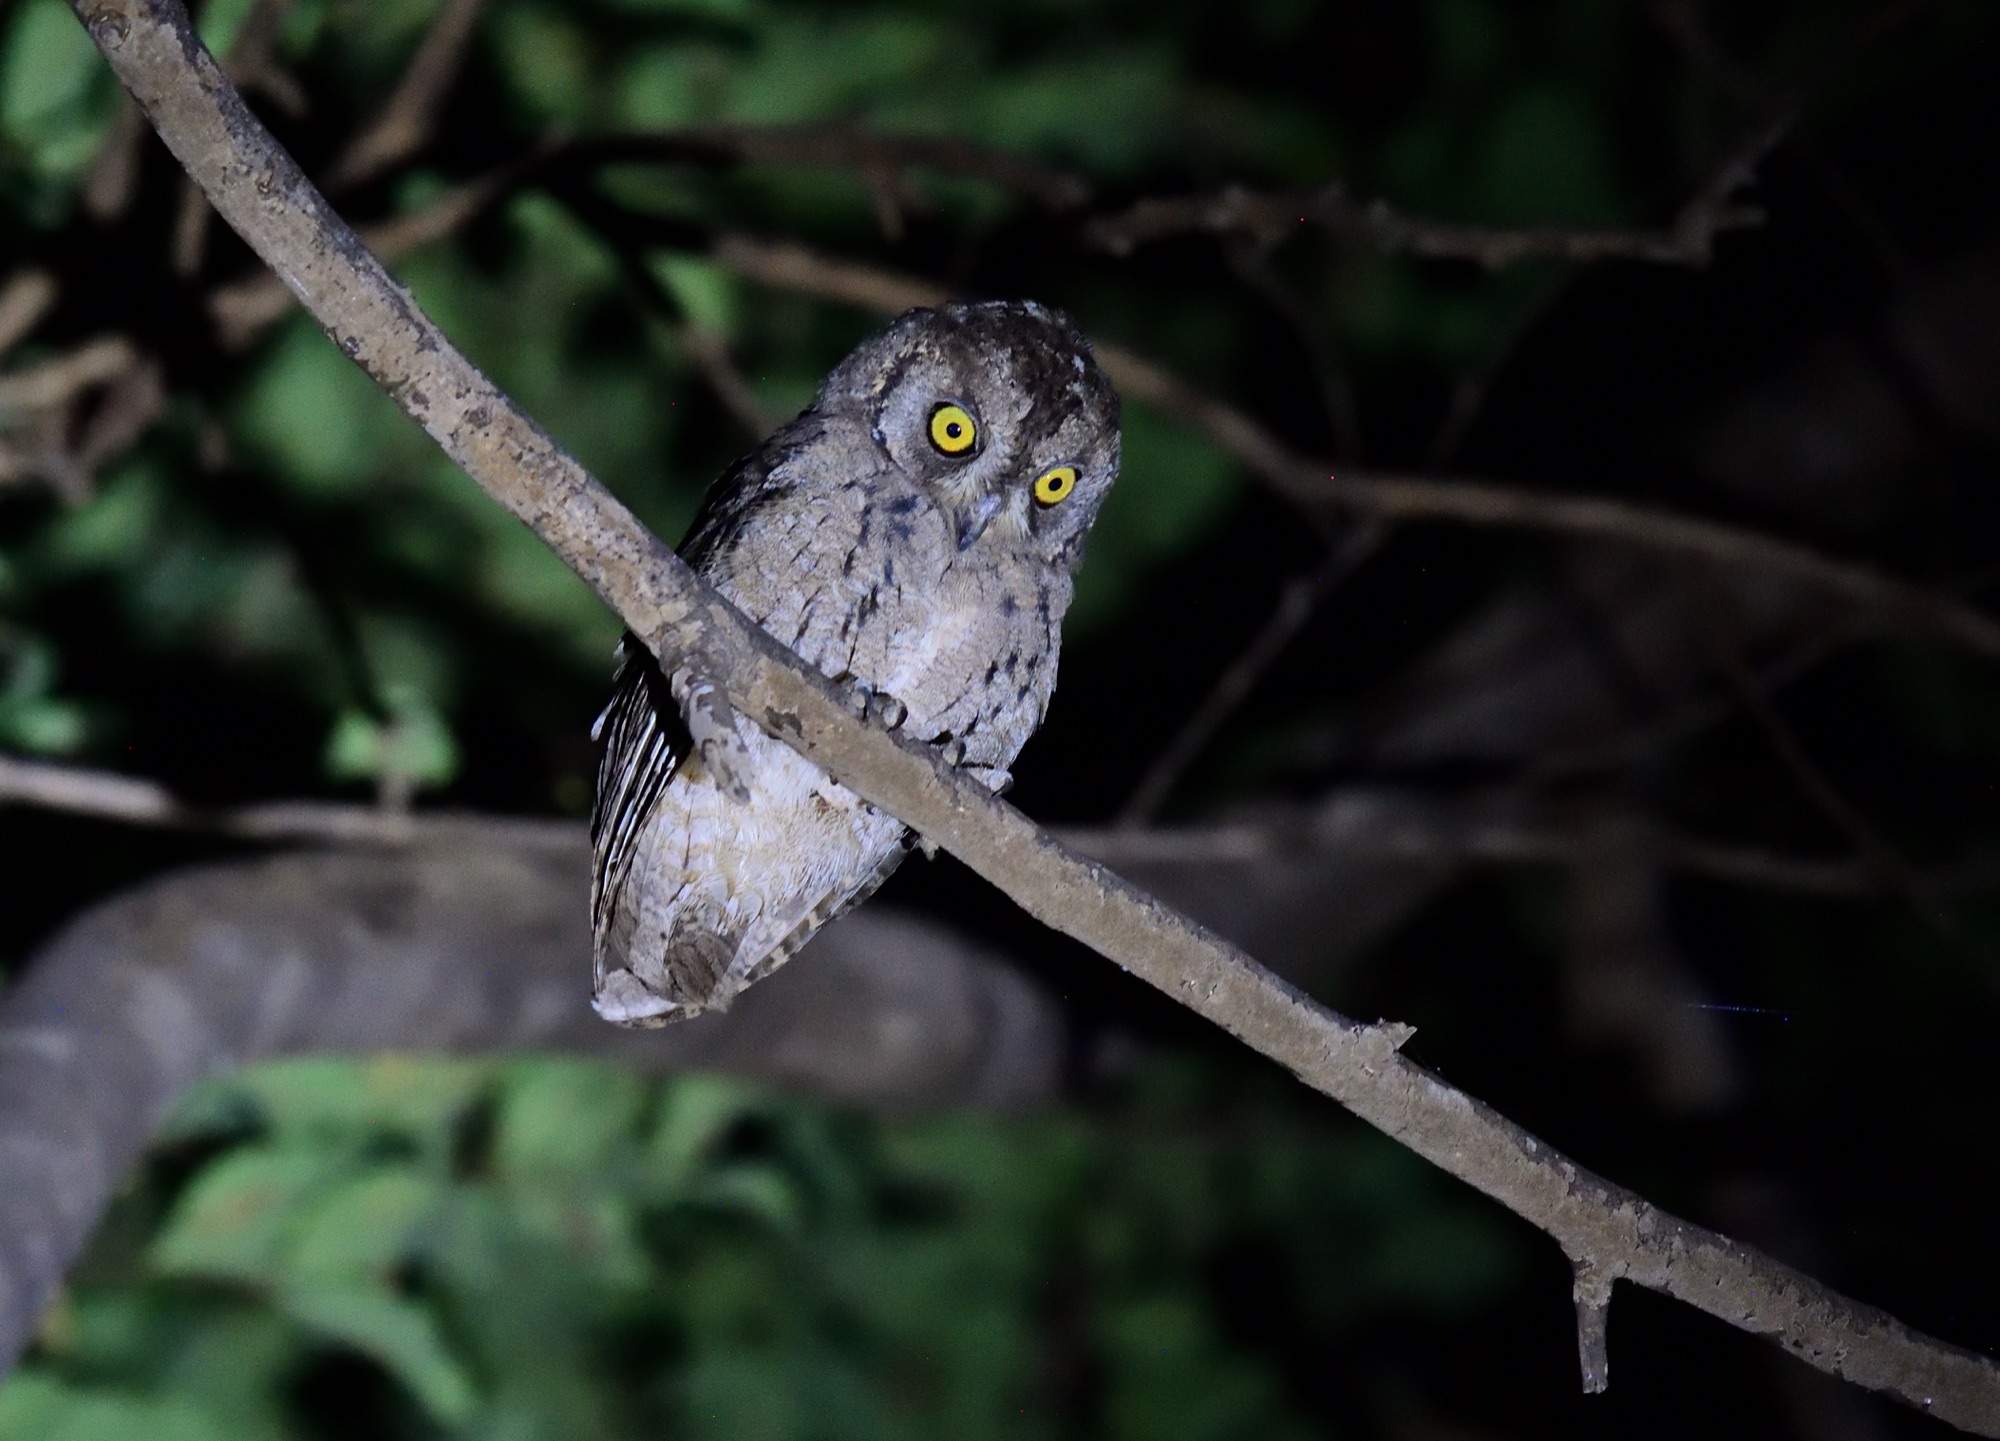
[3,0,1999,1436]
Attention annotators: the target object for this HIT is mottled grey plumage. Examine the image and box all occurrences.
[590,300,1122,1026]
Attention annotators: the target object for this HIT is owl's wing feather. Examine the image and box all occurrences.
[589,637,686,942]
[736,840,909,992]
[678,427,814,572]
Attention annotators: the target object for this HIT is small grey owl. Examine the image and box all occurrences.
[590,300,1121,1026]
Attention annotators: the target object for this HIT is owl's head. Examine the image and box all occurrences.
[816,300,1122,570]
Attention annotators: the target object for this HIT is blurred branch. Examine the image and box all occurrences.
[0,336,134,414]
[684,234,2000,666]
[1116,523,1389,827]
[1085,113,1789,268]
[0,847,1070,1370]
[0,336,160,503]
[0,271,57,358]
[80,95,151,221]
[55,0,2000,1427]
[571,126,1093,212]
[1223,239,1363,461]
[209,161,531,344]
[6,751,1926,898]
[1703,614,1951,931]
[0,750,578,850]
[1652,0,1930,281]
[211,147,2000,686]
[325,0,486,191]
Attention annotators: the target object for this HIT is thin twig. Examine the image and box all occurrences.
[1085,113,1790,269]
[0,751,578,849]
[1116,522,1388,827]
[0,271,57,358]
[80,95,152,221]
[1224,239,1363,461]
[324,0,486,191]
[572,126,1093,212]
[209,162,530,344]
[544,179,779,439]
[204,147,2000,687]
[0,752,1926,899]
[687,235,2000,667]
[1703,612,1952,934]
[676,325,779,440]
[59,6,2000,1424]
[0,337,136,414]
[18,744,2000,901]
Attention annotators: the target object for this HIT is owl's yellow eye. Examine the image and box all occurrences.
[929,404,977,455]
[1033,465,1078,506]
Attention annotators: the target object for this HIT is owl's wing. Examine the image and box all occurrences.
[733,840,909,993]
[677,421,819,572]
[589,638,685,944]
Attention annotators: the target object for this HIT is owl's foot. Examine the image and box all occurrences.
[675,673,753,803]
[928,733,1013,792]
[840,677,909,732]
[976,767,1014,796]
[908,735,1011,860]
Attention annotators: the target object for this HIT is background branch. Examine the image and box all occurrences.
[1083,113,1789,267]
[0,846,1069,1369]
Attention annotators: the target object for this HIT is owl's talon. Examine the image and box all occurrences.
[866,689,908,731]
[935,735,968,768]
[839,678,908,731]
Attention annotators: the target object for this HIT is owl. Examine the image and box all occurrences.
[590,300,1122,1026]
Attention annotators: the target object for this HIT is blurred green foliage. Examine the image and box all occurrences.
[8,1057,1515,1440]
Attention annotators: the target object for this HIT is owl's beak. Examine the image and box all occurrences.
[954,491,1005,550]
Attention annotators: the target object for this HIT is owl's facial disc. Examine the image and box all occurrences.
[817,299,1121,564]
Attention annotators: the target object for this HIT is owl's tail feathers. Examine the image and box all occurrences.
[592,967,680,1028]
[592,843,911,1028]
[592,891,738,1028]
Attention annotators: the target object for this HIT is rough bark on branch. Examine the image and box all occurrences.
[50,0,2000,1429]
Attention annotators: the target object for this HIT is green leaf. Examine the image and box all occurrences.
[150,1147,348,1287]
[41,464,166,571]
[231,1056,486,1155]
[323,688,460,790]
[0,1374,247,1441]
[0,0,109,170]
[284,1168,441,1286]
[279,1286,479,1425]
[492,1059,645,1179]
[645,1074,766,1194]
[233,320,401,497]
[193,0,256,58]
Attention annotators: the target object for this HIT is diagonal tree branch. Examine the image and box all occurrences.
[50,0,2000,1429]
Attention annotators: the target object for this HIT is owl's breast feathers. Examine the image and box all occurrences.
[589,441,1062,1027]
